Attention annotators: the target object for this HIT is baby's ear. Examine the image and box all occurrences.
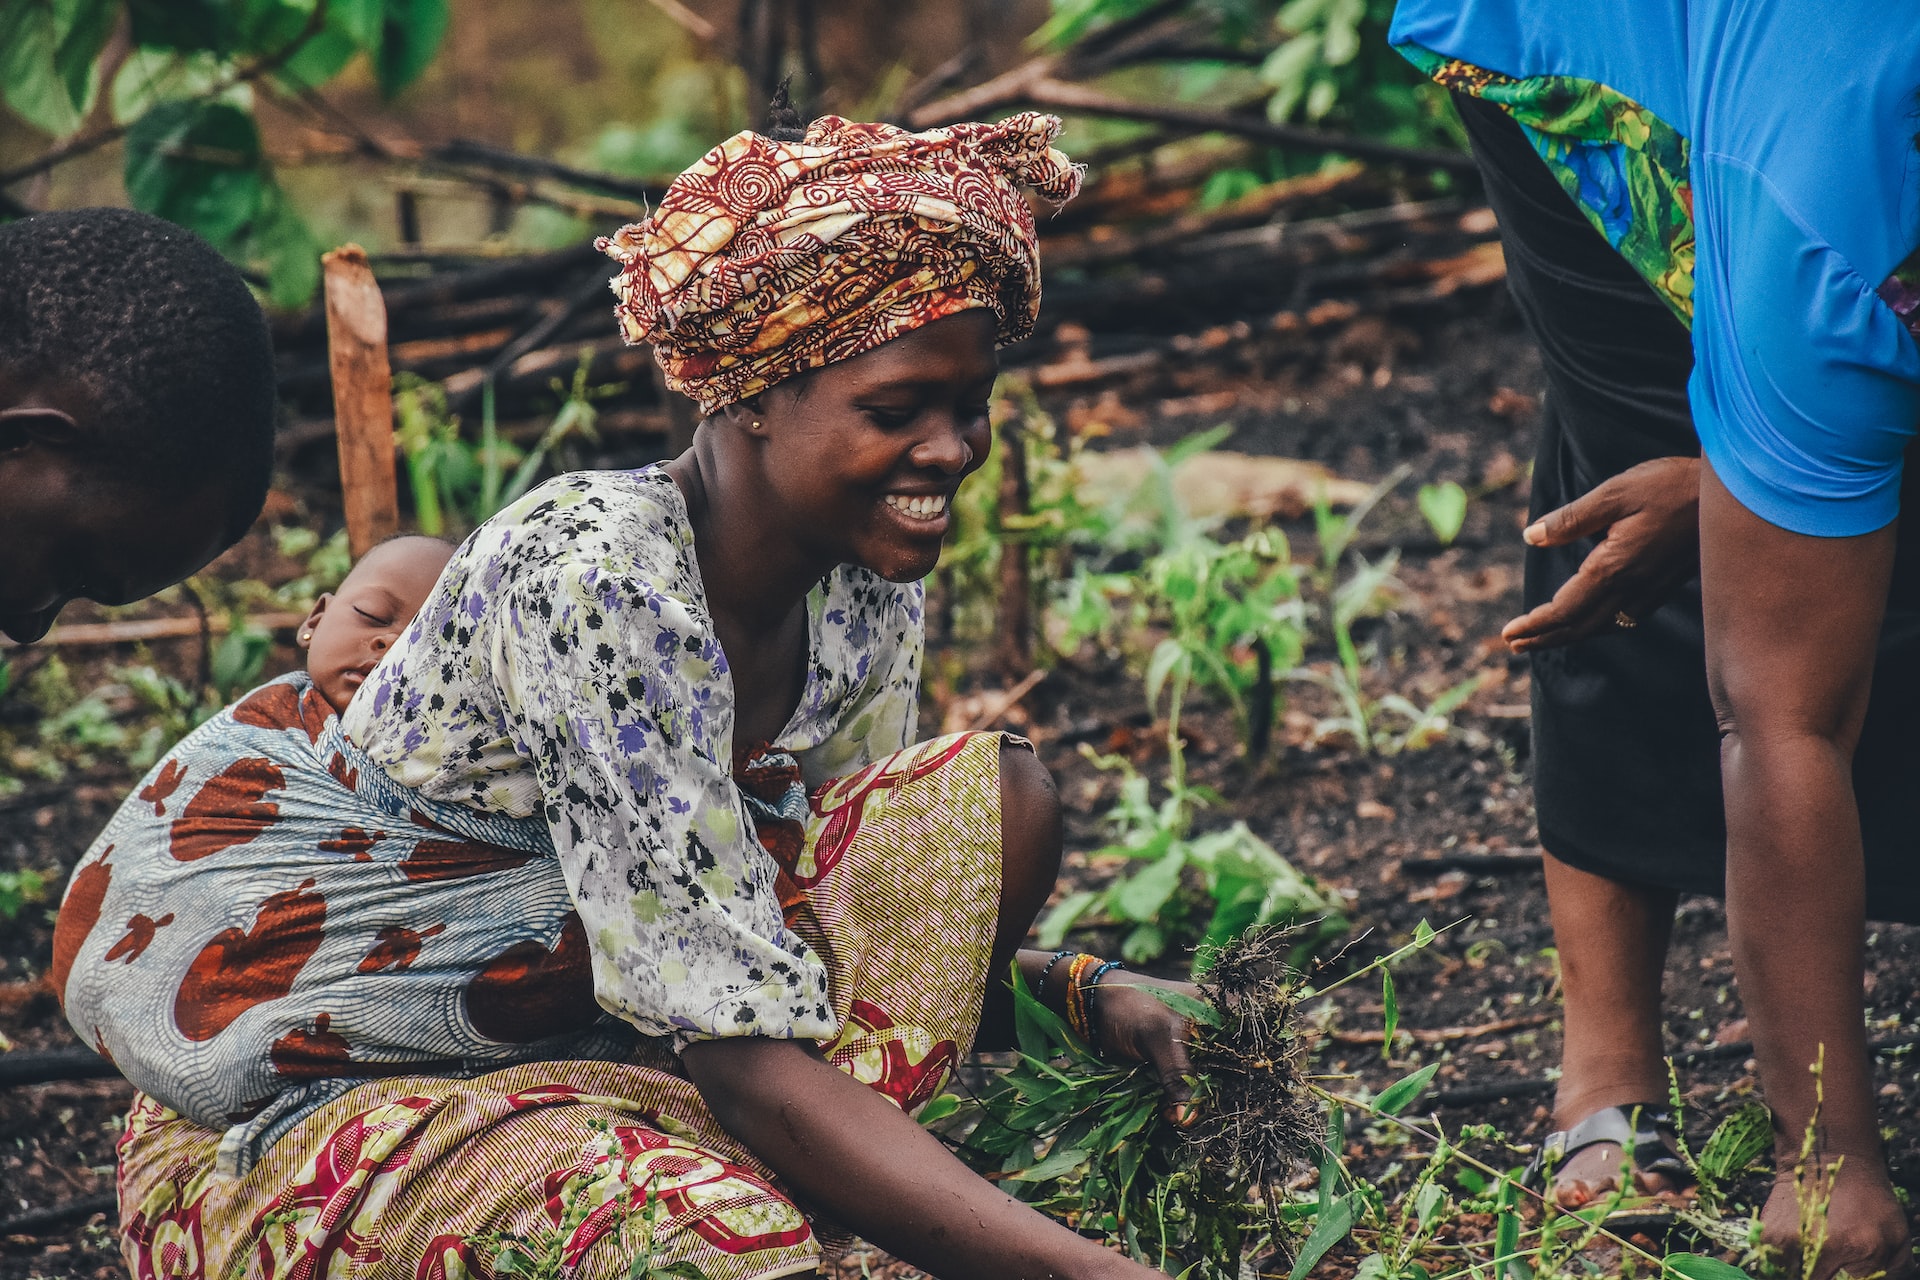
[298,594,331,650]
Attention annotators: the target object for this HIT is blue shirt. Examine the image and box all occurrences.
[1391,0,1920,536]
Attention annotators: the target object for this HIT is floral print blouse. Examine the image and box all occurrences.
[342,467,924,1044]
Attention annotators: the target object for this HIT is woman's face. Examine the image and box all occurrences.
[748,310,998,582]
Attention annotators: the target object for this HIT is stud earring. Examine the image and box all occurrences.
[298,629,311,643]
[752,420,763,431]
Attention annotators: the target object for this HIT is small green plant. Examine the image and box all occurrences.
[1295,471,1483,754]
[0,868,50,922]
[1415,480,1468,546]
[395,358,615,539]
[1040,743,1342,968]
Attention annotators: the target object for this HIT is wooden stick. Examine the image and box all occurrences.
[961,669,1048,733]
[1327,1012,1553,1047]
[647,0,719,42]
[0,612,309,650]
[917,74,1478,175]
[323,246,400,558]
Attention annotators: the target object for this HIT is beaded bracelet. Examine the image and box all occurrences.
[1062,953,1103,1040]
[1035,948,1076,997]
[1082,959,1127,1040]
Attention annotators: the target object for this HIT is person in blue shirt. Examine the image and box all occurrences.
[1390,5,1920,1275]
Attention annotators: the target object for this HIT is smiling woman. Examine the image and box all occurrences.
[72,102,1200,1280]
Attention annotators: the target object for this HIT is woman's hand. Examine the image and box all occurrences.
[1502,455,1700,653]
[1090,971,1200,1125]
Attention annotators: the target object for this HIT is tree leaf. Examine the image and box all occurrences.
[54,0,116,123]
[243,181,322,307]
[1374,1062,1438,1116]
[1417,481,1469,546]
[124,98,265,246]
[376,0,449,96]
[1288,1193,1355,1280]
[0,0,83,135]
[111,49,228,124]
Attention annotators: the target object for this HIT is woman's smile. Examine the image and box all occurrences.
[882,490,952,525]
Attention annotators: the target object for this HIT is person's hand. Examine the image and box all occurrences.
[1502,455,1700,653]
[1760,1160,1914,1280]
[1088,971,1200,1125]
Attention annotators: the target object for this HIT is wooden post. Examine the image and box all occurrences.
[323,245,399,558]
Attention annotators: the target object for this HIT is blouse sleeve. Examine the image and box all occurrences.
[492,545,835,1044]
[1689,155,1920,538]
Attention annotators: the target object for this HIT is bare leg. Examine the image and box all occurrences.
[1543,850,1680,1200]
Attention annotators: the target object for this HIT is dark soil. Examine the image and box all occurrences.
[8,290,1919,1279]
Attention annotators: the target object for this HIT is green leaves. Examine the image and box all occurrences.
[5,0,449,305]
[0,0,115,135]
[1664,1256,1754,1280]
[1416,481,1468,546]
[1695,1099,1772,1184]
[1289,1192,1356,1280]
[374,0,448,95]
[1374,1063,1438,1116]
[1380,968,1398,1058]
[125,98,264,242]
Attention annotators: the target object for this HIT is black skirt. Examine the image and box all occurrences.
[1456,91,1920,922]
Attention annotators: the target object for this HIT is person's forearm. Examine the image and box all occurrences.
[684,1036,1152,1280]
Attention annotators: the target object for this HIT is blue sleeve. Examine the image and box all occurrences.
[1689,155,1920,537]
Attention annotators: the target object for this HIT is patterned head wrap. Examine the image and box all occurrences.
[596,112,1082,414]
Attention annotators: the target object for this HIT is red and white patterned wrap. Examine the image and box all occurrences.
[596,112,1082,413]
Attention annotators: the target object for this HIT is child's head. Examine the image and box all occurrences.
[0,208,278,645]
[297,536,454,714]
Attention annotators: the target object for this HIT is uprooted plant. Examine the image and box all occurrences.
[930,921,1802,1280]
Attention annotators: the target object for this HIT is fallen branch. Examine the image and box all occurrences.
[966,670,1048,733]
[646,0,719,42]
[0,1046,122,1088]
[0,612,308,651]
[0,1191,119,1237]
[1328,1012,1552,1047]
[1400,853,1544,877]
[429,138,666,204]
[916,75,1476,175]
[1427,1032,1920,1110]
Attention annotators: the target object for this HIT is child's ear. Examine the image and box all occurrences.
[298,594,331,651]
[0,405,83,456]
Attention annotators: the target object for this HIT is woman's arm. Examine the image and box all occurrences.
[1698,461,1911,1277]
[684,1036,1159,1280]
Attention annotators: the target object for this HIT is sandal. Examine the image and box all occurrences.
[1523,1103,1697,1233]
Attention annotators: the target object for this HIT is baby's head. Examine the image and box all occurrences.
[297,535,454,714]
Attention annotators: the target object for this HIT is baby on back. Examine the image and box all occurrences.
[297,535,454,714]
[50,533,623,1176]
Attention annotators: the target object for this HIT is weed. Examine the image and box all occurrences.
[396,358,615,539]
[1040,743,1343,968]
[0,868,49,922]
[1295,471,1484,754]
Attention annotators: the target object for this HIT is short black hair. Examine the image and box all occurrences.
[0,207,277,544]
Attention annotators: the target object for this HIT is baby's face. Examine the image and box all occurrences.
[299,536,452,714]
